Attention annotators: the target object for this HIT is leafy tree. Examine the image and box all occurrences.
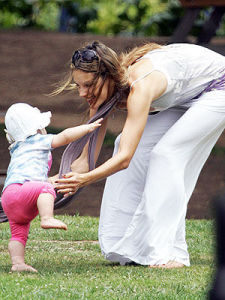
[59,1,97,33]
[0,0,58,29]
[0,0,224,38]
[86,0,167,36]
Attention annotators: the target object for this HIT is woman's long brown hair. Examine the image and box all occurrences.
[118,42,162,86]
[51,41,162,97]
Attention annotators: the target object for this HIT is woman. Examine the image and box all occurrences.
[54,41,225,268]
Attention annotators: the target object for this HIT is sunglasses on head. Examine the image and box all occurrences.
[72,49,99,68]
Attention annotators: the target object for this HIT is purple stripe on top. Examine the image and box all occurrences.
[204,72,225,92]
[196,71,225,99]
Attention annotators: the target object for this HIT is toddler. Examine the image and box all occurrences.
[1,103,102,272]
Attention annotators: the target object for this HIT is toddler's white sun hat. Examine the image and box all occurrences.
[5,103,52,143]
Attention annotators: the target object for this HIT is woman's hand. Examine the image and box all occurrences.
[55,172,85,195]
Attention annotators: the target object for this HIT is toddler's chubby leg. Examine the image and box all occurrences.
[37,193,67,230]
[9,240,37,272]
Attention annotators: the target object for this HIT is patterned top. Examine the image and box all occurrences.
[3,133,54,192]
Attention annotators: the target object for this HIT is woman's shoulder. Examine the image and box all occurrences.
[128,59,154,87]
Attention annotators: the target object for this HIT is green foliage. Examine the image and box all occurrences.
[0,217,216,299]
[216,13,225,37]
[0,0,168,36]
[0,0,225,37]
[85,1,127,36]
[143,0,183,36]
[0,0,59,30]
[87,0,167,36]
[35,2,59,31]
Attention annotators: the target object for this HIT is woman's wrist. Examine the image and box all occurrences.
[78,172,92,187]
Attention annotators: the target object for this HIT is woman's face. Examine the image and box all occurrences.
[73,69,113,110]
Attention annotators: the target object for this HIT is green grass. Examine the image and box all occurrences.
[0,217,216,299]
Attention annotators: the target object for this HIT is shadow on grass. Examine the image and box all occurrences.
[33,258,149,275]
[0,265,11,274]
[190,256,214,267]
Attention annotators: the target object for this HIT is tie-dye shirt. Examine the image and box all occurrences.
[3,133,53,192]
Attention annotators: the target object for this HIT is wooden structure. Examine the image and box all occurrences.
[180,0,225,7]
[170,0,225,43]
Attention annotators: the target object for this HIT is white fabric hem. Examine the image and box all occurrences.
[104,251,190,267]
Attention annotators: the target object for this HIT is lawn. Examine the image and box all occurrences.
[0,216,215,299]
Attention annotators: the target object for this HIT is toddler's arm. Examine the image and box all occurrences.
[51,118,102,149]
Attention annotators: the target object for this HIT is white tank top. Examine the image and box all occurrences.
[130,43,225,111]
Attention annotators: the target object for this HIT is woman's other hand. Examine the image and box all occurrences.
[55,172,84,195]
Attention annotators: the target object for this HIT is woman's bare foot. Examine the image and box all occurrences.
[149,261,185,269]
[41,218,67,230]
[11,263,37,272]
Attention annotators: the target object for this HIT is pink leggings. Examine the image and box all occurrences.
[1,181,56,246]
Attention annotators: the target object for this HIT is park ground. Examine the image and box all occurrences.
[0,29,224,219]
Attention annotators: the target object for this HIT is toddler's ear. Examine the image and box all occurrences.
[37,128,47,135]
[4,129,15,144]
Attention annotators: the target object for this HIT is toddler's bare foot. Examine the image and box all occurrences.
[149,261,184,269]
[41,218,67,230]
[11,263,37,273]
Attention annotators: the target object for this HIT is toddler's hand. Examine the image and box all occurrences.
[48,174,59,188]
[88,118,103,132]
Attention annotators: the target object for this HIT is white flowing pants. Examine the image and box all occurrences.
[99,90,225,266]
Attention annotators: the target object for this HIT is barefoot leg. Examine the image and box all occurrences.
[37,193,67,230]
[11,263,38,272]
[9,240,37,273]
